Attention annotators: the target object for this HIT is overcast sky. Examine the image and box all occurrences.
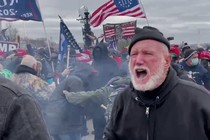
[2,0,210,45]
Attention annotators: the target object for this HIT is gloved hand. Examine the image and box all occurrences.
[106,76,130,87]
[105,76,122,87]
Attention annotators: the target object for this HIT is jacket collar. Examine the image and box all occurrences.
[15,65,37,76]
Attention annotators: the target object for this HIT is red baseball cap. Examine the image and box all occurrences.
[198,50,210,60]
[170,45,180,56]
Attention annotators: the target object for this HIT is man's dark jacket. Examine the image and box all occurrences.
[0,78,51,140]
[104,68,210,140]
[92,44,119,88]
[180,61,210,90]
[45,76,85,135]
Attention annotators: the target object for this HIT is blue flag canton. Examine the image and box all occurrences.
[60,21,81,51]
[58,20,82,61]
[114,0,139,12]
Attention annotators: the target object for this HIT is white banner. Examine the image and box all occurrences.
[0,41,19,52]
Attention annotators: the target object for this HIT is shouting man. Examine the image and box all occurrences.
[103,26,210,140]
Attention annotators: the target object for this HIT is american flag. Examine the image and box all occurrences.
[103,20,136,42]
[104,26,116,39]
[89,0,146,27]
[121,22,136,37]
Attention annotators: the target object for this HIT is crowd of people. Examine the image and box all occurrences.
[0,26,209,140]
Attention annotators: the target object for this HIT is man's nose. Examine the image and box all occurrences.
[135,54,144,65]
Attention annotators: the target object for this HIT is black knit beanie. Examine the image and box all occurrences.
[184,49,197,61]
[128,26,170,55]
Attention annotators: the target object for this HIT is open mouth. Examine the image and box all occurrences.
[135,68,148,79]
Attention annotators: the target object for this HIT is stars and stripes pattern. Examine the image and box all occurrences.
[121,22,136,37]
[104,26,116,39]
[103,20,136,42]
[89,0,146,27]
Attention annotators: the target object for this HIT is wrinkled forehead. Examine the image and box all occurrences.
[131,40,167,52]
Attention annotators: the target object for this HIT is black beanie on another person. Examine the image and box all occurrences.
[128,26,170,55]
[184,49,197,61]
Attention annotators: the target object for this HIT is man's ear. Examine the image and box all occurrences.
[165,54,172,67]
[32,63,37,71]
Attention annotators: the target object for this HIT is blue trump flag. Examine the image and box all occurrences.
[58,21,68,61]
[0,0,42,21]
[58,16,82,61]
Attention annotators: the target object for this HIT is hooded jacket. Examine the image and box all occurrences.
[92,44,119,88]
[45,75,86,135]
[103,67,210,140]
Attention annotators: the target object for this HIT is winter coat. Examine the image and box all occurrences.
[45,76,86,135]
[11,65,54,110]
[92,44,119,88]
[180,61,210,90]
[0,78,51,140]
[171,63,194,82]
[70,62,97,91]
[104,67,210,140]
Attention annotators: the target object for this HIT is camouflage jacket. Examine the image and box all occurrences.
[11,72,54,109]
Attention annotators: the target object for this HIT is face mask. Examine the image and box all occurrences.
[171,54,178,62]
[191,58,199,66]
[171,54,176,58]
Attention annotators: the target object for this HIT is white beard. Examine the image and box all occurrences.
[129,58,166,91]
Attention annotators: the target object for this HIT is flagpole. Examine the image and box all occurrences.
[0,21,2,31]
[23,22,27,38]
[67,45,70,68]
[36,0,58,86]
[35,0,55,73]
[198,29,200,45]
[23,22,28,47]
[138,0,149,26]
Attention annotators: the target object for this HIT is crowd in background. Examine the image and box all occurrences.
[0,35,209,140]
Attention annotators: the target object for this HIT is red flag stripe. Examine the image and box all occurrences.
[115,6,144,17]
[90,7,118,26]
[89,0,116,25]
[105,34,116,38]
[89,0,146,27]
[90,1,112,17]
[104,29,116,38]
[91,10,119,27]
[91,6,144,27]
[122,26,135,29]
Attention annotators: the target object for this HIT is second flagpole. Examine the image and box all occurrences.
[138,0,150,26]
